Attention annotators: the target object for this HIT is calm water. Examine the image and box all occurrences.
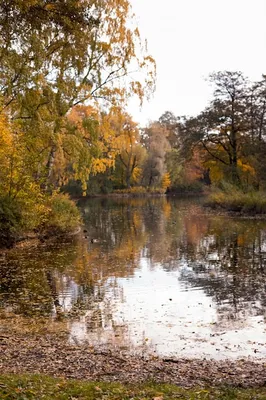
[1,197,266,360]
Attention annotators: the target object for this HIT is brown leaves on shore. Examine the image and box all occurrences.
[0,332,266,389]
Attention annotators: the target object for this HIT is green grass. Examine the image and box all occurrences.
[0,375,265,400]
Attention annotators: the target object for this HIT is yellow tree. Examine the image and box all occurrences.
[65,105,123,193]
[0,108,50,235]
[0,111,39,200]
[0,0,156,190]
[110,110,146,188]
[54,106,146,193]
[0,112,13,197]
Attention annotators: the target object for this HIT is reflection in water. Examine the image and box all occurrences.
[0,197,266,360]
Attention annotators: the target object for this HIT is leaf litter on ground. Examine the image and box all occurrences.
[0,331,266,389]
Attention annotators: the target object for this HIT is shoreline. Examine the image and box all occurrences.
[0,226,81,252]
[0,332,265,388]
[75,191,207,199]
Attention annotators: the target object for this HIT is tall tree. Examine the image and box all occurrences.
[0,0,156,190]
[181,72,250,184]
[159,111,180,148]
[141,122,170,187]
[245,77,266,187]
[113,111,146,188]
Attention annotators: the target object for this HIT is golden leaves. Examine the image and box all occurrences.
[237,160,255,176]
[161,173,171,191]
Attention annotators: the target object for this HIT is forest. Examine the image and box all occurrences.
[1,1,266,247]
[79,70,266,201]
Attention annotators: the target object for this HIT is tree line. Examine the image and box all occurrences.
[69,71,266,196]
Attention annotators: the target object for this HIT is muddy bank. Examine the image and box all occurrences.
[0,333,265,388]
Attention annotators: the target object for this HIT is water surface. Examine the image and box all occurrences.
[1,197,266,360]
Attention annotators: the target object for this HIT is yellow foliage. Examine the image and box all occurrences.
[132,167,142,183]
[92,158,115,174]
[66,105,123,191]
[0,109,51,230]
[210,165,224,183]
[161,173,171,190]
[204,160,224,183]
[237,160,255,176]
[0,111,27,197]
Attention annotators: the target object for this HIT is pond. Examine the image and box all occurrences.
[0,197,266,360]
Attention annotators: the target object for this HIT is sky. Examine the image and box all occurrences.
[127,0,266,126]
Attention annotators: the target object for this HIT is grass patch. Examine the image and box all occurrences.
[206,185,266,214]
[0,375,265,400]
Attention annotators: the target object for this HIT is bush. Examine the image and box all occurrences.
[42,193,81,235]
[0,193,81,247]
[0,197,21,247]
[169,181,206,194]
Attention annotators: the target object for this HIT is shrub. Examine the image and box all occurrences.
[0,197,21,247]
[0,192,81,247]
[169,181,206,194]
[42,193,81,235]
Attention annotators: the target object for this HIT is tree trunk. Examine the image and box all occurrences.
[44,145,56,191]
[126,169,131,188]
[230,124,239,184]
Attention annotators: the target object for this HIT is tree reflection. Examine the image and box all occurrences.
[1,197,266,342]
[178,215,266,324]
[0,239,78,317]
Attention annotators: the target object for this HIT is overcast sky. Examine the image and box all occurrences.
[127,0,266,125]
